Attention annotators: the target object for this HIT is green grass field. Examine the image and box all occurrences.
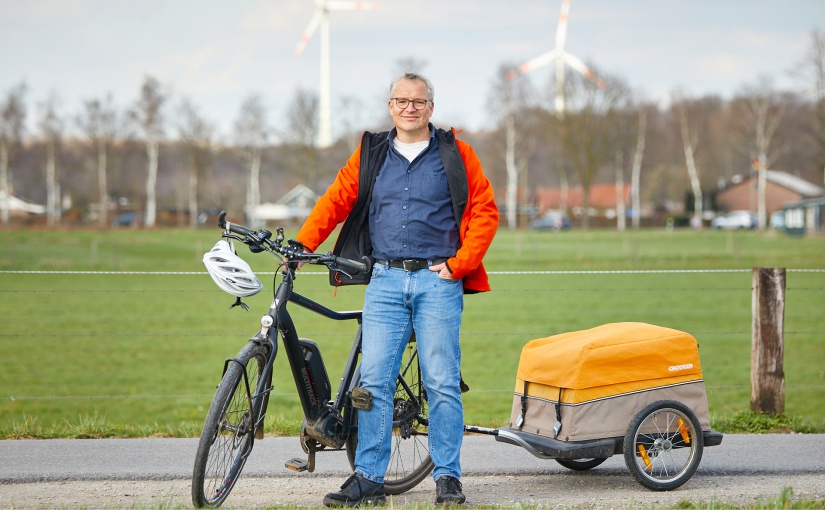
[0,226,823,438]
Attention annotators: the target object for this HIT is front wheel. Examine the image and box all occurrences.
[192,342,269,508]
[555,458,608,471]
[346,338,434,494]
[623,400,704,491]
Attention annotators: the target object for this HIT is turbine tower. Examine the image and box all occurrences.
[294,0,377,148]
[510,0,604,119]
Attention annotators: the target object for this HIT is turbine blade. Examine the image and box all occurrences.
[556,0,571,52]
[560,52,604,87]
[294,7,325,57]
[514,50,560,76]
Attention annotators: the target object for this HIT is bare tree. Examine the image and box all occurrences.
[0,82,26,227]
[797,29,825,184]
[177,97,214,228]
[285,87,320,192]
[488,63,535,229]
[560,69,631,229]
[38,92,65,227]
[234,93,269,227]
[130,76,168,228]
[77,93,119,228]
[338,95,369,152]
[734,76,786,229]
[672,92,705,229]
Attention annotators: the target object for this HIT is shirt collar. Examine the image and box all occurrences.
[387,123,436,144]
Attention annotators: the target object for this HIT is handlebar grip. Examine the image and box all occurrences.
[333,256,369,274]
[218,211,254,237]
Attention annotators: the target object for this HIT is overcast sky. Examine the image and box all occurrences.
[2,0,823,140]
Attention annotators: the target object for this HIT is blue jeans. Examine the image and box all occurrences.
[355,262,464,483]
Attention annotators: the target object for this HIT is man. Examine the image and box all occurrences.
[295,72,498,506]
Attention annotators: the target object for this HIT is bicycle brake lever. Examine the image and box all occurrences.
[328,264,354,280]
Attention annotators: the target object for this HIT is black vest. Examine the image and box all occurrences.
[329,128,469,287]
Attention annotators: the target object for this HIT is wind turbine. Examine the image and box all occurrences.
[510,0,604,119]
[294,0,377,148]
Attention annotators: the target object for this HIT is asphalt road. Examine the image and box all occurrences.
[2,435,824,508]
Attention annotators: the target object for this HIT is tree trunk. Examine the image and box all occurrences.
[0,142,8,227]
[630,108,646,229]
[505,114,518,230]
[751,267,786,415]
[676,103,703,228]
[615,151,626,231]
[97,138,108,229]
[189,162,198,229]
[145,139,158,228]
[46,141,58,227]
[246,149,262,228]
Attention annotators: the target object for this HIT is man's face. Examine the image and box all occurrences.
[388,78,433,141]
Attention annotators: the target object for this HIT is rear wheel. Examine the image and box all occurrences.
[623,400,704,491]
[555,458,608,471]
[346,338,434,494]
[192,342,269,507]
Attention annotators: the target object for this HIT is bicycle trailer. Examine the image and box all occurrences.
[494,322,723,490]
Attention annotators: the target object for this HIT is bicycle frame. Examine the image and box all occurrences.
[221,264,364,463]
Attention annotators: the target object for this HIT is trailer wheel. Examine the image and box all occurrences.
[623,400,704,491]
[555,458,608,471]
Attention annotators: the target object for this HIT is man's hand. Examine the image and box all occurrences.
[429,262,456,281]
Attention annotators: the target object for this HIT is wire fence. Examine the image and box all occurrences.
[2,269,824,405]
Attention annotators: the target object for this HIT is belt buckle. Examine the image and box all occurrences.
[402,259,417,271]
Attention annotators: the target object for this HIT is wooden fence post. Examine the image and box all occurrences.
[751,267,786,415]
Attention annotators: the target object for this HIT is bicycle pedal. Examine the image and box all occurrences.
[285,458,309,472]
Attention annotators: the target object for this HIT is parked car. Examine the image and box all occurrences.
[530,210,570,230]
[770,210,785,230]
[112,211,143,227]
[710,210,756,230]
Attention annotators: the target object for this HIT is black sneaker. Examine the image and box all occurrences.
[323,473,387,507]
[435,475,465,505]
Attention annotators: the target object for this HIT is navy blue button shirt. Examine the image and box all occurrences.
[369,128,460,261]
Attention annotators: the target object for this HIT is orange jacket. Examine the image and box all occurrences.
[297,128,499,293]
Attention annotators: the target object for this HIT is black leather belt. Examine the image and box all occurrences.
[377,258,447,271]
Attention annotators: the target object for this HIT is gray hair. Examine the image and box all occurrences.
[389,72,434,102]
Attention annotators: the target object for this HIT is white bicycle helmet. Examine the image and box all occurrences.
[203,240,263,297]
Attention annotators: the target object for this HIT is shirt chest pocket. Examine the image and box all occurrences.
[418,170,450,202]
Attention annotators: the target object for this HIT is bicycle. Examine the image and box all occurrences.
[191,211,434,508]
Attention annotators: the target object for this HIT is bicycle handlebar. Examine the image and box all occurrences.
[217,210,370,274]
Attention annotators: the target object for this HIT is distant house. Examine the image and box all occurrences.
[0,191,46,217]
[251,184,319,223]
[716,171,825,215]
[535,184,631,217]
[783,196,825,236]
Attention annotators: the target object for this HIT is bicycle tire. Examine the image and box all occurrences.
[192,342,269,508]
[555,457,608,471]
[345,340,434,494]
[623,399,704,491]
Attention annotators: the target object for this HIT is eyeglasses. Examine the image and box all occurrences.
[392,98,430,110]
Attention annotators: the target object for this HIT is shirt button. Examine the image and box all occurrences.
[404,187,409,191]
[402,225,406,229]
[402,206,407,210]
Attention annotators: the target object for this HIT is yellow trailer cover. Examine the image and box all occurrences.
[517,322,703,390]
